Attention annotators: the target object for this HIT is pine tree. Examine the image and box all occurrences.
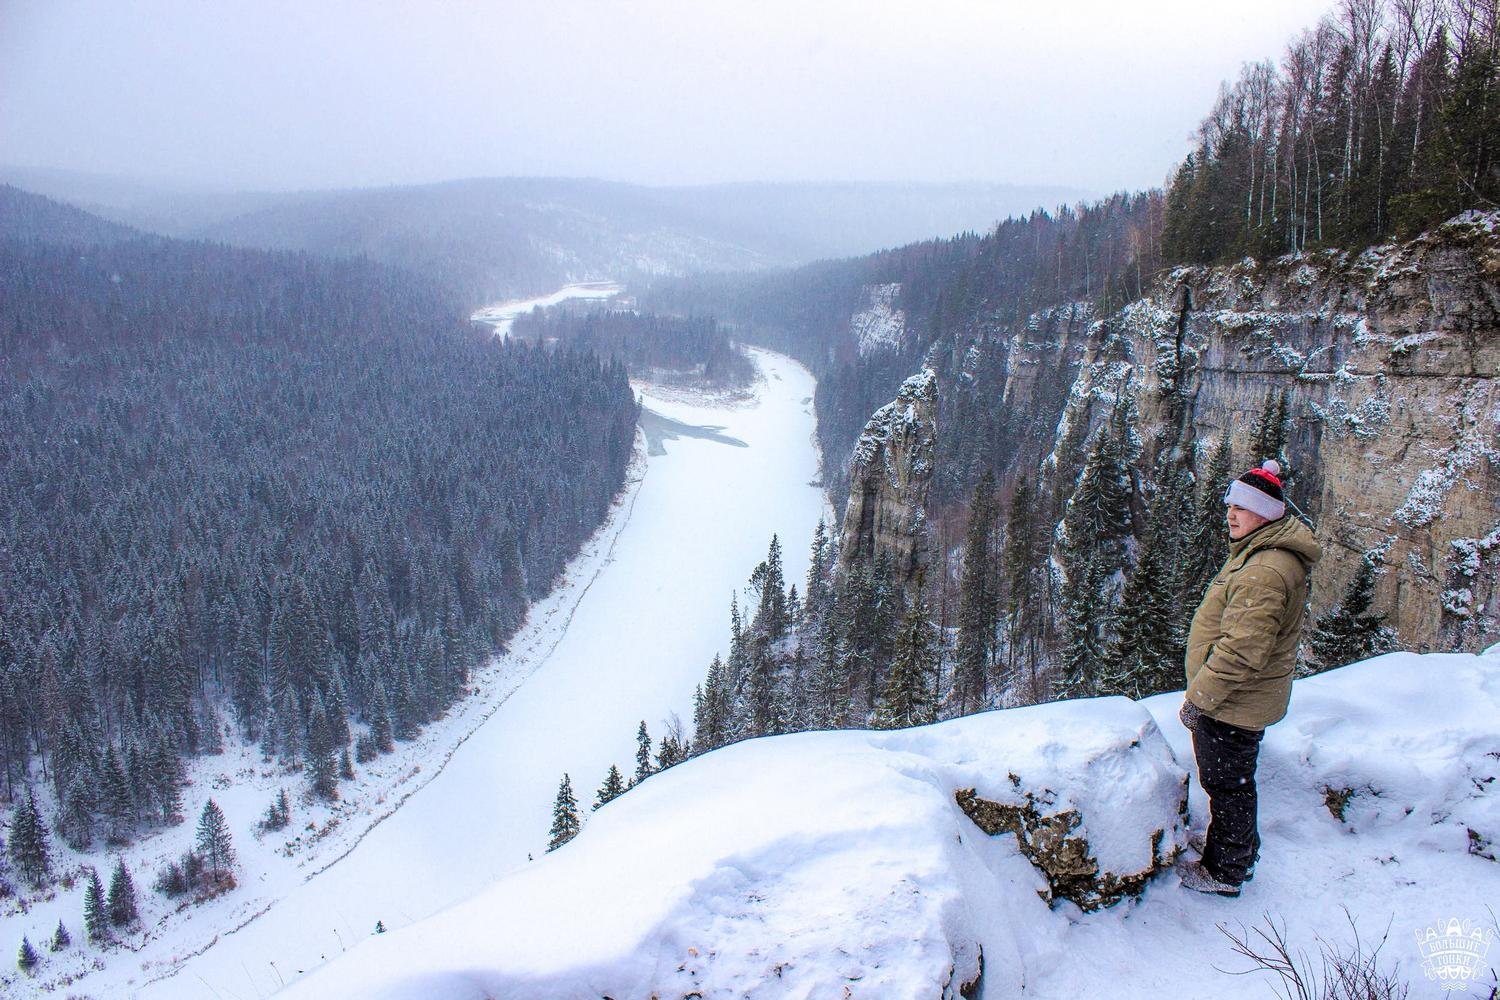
[369,680,396,754]
[547,773,580,852]
[8,790,53,888]
[1055,409,1135,699]
[49,920,70,952]
[749,535,790,642]
[655,735,683,771]
[1108,459,1195,699]
[875,589,938,730]
[100,742,134,844]
[304,693,340,801]
[955,471,999,712]
[83,867,108,942]
[746,645,782,739]
[691,656,731,754]
[633,721,653,784]
[148,732,185,824]
[195,799,235,883]
[107,858,139,927]
[810,592,847,729]
[594,765,625,810]
[1308,558,1397,673]
[1000,475,1048,698]
[17,935,38,974]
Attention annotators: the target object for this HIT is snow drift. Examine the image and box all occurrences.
[284,647,1500,999]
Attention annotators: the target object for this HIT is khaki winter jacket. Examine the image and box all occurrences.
[1184,514,1322,730]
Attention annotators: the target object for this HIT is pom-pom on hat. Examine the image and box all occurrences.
[1223,459,1286,520]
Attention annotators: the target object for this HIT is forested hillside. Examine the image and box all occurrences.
[0,185,142,246]
[0,227,636,853]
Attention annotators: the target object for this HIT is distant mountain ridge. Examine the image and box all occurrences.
[0,184,145,246]
[0,168,1083,304]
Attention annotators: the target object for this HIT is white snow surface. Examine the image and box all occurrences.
[284,649,1500,1000]
[469,281,623,339]
[0,345,827,998]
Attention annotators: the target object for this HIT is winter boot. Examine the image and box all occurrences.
[1187,831,1255,881]
[1179,859,1242,898]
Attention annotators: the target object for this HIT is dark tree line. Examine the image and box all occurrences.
[685,526,931,750]
[1163,0,1499,262]
[0,229,637,852]
[511,309,756,388]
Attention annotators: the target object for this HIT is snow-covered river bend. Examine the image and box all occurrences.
[138,347,827,998]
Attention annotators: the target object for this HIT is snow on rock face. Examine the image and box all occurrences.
[851,282,906,356]
[841,367,938,584]
[941,699,1186,910]
[279,700,1182,1000]
[1049,210,1500,655]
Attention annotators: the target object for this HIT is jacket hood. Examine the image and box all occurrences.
[1230,513,1323,568]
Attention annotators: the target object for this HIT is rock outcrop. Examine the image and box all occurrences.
[846,211,1500,652]
[1069,210,1500,652]
[839,367,938,582]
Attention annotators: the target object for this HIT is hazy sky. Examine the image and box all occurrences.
[1,0,1329,194]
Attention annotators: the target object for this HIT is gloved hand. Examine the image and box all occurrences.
[1178,698,1204,732]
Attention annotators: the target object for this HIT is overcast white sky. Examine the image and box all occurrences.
[1,0,1329,194]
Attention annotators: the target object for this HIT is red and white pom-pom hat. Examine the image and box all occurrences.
[1223,459,1286,520]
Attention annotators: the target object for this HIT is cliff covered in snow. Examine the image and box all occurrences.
[842,211,1500,650]
[281,646,1500,999]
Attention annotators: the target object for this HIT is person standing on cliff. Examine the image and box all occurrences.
[1177,459,1322,898]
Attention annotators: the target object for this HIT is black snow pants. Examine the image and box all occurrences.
[1192,714,1265,884]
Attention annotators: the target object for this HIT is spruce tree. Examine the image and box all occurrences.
[1108,459,1195,699]
[1308,559,1396,673]
[810,593,847,729]
[195,799,235,883]
[749,535,790,642]
[304,693,340,801]
[107,858,139,927]
[100,742,134,844]
[17,936,38,974]
[1182,434,1233,606]
[746,645,782,739]
[547,773,580,852]
[875,589,938,730]
[1055,410,1135,700]
[954,471,998,712]
[8,790,53,888]
[1005,476,1052,700]
[633,721,653,784]
[594,765,625,810]
[691,657,727,754]
[50,920,70,952]
[370,680,396,754]
[83,867,108,942]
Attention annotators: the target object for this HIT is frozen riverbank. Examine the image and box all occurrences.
[111,347,825,999]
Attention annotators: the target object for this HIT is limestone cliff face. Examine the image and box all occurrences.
[839,367,938,583]
[1095,210,1500,653]
[843,211,1500,653]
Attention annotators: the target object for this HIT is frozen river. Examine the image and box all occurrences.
[138,347,827,998]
